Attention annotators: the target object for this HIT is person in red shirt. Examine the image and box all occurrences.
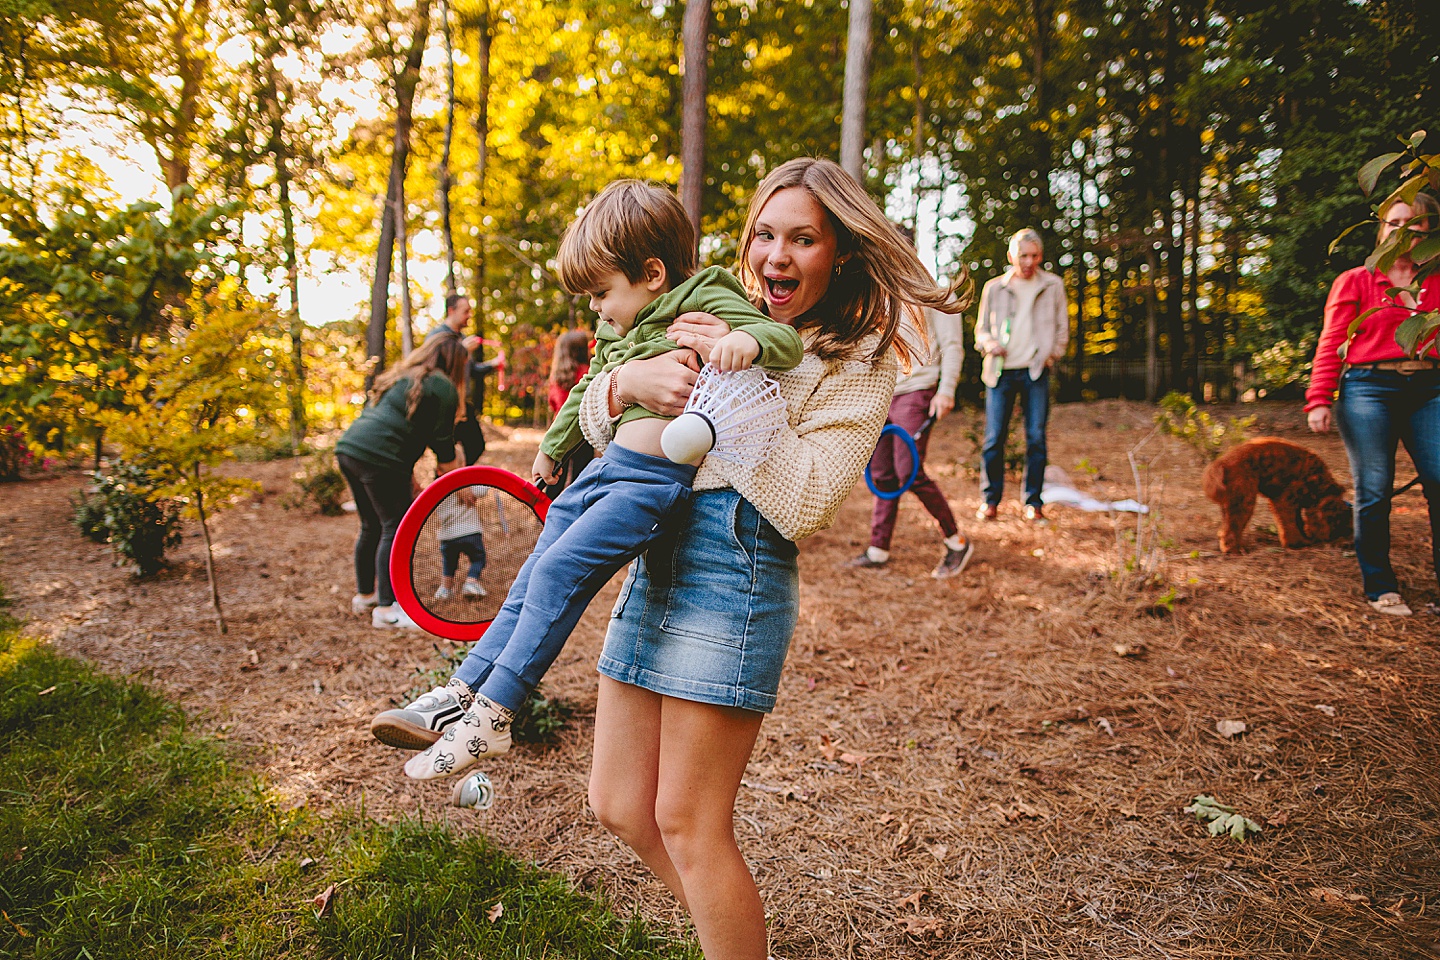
[1306,194,1440,616]
[544,328,594,494]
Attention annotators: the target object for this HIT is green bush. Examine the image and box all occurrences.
[71,461,182,576]
[1154,392,1255,462]
[291,456,348,516]
[0,423,35,481]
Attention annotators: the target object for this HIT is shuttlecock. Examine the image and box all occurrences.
[660,364,787,467]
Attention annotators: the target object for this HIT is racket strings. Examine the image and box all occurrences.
[408,486,544,626]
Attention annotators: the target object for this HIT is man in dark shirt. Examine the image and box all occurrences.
[425,293,506,465]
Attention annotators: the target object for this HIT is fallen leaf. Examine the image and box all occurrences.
[1097,717,1115,737]
[486,901,504,922]
[878,813,895,825]
[298,857,316,871]
[928,844,948,861]
[1112,642,1145,657]
[818,735,836,761]
[1215,719,1247,739]
[892,820,913,850]
[1267,810,1290,828]
[895,890,926,911]
[1119,803,1140,820]
[2,909,29,937]
[1387,898,1409,917]
[312,883,337,919]
[1309,887,1369,907]
[901,916,945,937]
[838,751,869,767]
[805,676,817,691]
[1314,704,1336,717]
[36,686,56,697]
[241,649,260,672]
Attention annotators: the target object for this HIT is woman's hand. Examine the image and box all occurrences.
[928,392,955,420]
[613,350,701,417]
[667,312,732,365]
[1308,406,1332,433]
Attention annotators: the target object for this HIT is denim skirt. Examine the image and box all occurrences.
[598,489,800,713]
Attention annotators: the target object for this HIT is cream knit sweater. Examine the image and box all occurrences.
[578,331,897,543]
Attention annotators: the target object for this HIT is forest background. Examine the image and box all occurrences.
[0,0,1437,463]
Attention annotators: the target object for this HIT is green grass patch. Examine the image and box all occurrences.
[0,605,697,959]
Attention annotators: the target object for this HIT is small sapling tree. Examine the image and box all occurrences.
[103,288,286,633]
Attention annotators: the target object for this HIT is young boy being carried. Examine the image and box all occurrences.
[370,179,803,784]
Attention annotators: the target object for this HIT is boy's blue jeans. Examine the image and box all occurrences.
[981,368,1050,508]
[1334,367,1440,599]
[453,443,697,712]
[440,533,487,579]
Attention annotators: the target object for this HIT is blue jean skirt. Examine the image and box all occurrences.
[598,489,800,713]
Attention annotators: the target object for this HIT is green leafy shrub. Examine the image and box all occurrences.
[71,461,182,576]
[1154,392,1255,462]
[291,455,348,516]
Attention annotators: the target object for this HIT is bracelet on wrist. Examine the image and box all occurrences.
[608,372,630,415]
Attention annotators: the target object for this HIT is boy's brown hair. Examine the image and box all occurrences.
[556,180,698,295]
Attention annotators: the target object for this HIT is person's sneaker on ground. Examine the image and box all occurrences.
[976,503,998,521]
[461,578,487,598]
[372,603,420,629]
[370,678,475,749]
[1369,592,1413,616]
[932,540,973,580]
[846,546,889,569]
[351,593,378,615]
[451,770,495,810]
[404,695,513,780]
[434,585,454,600]
[1023,504,1047,524]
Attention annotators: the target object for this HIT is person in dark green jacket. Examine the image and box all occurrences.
[337,335,468,629]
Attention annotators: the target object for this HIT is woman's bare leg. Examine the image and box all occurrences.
[655,697,767,960]
[588,676,688,907]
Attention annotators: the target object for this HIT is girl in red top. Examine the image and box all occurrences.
[1306,194,1440,616]
[544,329,594,494]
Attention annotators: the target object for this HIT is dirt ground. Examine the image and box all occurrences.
[3,400,1438,959]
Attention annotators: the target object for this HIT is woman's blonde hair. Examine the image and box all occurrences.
[370,334,469,422]
[737,158,972,364]
[556,180,698,295]
[549,329,591,387]
[1377,192,1439,247]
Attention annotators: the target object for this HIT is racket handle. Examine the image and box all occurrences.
[912,415,937,441]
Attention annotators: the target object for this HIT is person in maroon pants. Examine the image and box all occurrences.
[849,305,973,579]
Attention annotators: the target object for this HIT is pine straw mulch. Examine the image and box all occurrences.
[2,399,1438,959]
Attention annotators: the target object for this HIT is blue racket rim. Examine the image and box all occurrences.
[864,423,920,500]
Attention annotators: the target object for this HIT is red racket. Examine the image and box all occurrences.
[389,466,550,639]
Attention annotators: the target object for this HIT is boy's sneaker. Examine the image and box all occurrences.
[370,680,473,749]
[451,771,495,810]
[461,579,487,598]
[404,695,513,780]
[372,604,420,630]
[351,593,379,615]
[932,540,974,580]
[434,585,454,600]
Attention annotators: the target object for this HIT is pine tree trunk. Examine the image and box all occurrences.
[438,0,457,296]
[840,0,872,179]
[397,189,414,355]
[472,2,492,337]
[365,1,432,385]
[679,0,710,249]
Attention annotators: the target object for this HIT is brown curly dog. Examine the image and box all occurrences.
[1202,438,1351,554]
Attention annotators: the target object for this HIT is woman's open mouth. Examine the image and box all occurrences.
[765,275,799,304]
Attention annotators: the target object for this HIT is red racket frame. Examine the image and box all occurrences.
[389,465,551,640]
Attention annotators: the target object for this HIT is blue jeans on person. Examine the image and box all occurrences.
[1334,367,1440,599]
[336,452,412,606]
[440,532,487,580]
[453,442,698,712]
[981,367,1050,508]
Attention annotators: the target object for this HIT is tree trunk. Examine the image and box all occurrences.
[839,0,872,179]
[268,63,306,448]
[365,1,432,385]
[472,2,492,337]
[438,0,457,296]
[194,463,227,634]
[1186,150,1203,397]
[397,190,414,355]
[1144,247,1160,403]
[679,0,710,248]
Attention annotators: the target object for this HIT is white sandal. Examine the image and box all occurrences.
[1368,593,1413,617]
